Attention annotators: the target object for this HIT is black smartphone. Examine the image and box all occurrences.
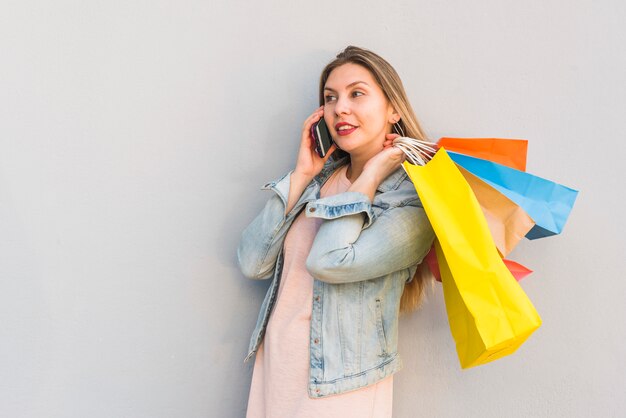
[311,118,334,158]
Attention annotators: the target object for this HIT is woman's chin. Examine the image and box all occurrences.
[334,138,360,152]
[336,139,382,156]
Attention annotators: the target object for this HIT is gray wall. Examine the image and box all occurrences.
[1,1,624,417]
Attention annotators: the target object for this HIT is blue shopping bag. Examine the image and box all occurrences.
[447,151,579,239]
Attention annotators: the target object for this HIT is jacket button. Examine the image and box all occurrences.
[316,389,320,394]
[315,296,320,302]
[314,338,319,344]
[309,207,316,212]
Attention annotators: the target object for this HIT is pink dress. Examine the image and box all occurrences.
[246,165,394,418]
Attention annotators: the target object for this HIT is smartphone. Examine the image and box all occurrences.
[311,118,334,158]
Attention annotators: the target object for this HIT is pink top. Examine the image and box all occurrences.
[246,165,393,418]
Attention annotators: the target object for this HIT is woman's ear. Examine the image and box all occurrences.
[389,114,401,124]
[388,107,401,124]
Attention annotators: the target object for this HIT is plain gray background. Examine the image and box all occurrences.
[1,1,625,417]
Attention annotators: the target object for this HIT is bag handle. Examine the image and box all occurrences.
[392,136,437,166]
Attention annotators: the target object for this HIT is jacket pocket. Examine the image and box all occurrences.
[375,298,388,356]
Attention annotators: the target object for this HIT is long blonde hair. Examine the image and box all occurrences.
[318,46,433,314]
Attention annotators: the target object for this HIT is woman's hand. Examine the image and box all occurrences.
[293,107,337,182]
[284,108,337,215]
[382,133,400,150]
[347,133,406,202]
[362,133,406,185]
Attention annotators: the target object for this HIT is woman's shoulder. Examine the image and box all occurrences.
[375,167,421,208]
[378,166,414,192]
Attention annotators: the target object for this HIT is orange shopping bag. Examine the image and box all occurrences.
[438,137,528,171]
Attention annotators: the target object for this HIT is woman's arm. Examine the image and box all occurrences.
[237,171,296,280]
[286,107,337,213]
[237,108,336,279]
[305,137,434,283]
[305,187,434,284]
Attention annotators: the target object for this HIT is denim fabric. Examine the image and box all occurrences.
[237,157,434,398]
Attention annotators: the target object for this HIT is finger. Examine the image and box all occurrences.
[301,112,325,147]
[303,108,324,130]
[389,147,404,157]
[382,147,405,162]
[303,114,320,131]
[322,144,338,162]
[386,133,400,140]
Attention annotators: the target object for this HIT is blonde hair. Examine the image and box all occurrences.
[319,46,434,314]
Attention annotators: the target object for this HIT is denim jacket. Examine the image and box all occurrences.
[237,156,434,398]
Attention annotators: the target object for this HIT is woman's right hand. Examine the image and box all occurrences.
[293,107,337,181]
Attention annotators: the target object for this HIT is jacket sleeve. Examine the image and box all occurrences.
[236,171,294,280]
[305,187,434,284]
[236,171,318,280]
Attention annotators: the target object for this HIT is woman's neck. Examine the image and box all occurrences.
[346,146,383,183]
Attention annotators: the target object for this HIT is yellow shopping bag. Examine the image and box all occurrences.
[403,149,542,368]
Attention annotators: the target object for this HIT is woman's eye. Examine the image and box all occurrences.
[352,90,364,98]
[324,95,336,103]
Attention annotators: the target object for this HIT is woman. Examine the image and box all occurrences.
[237,46,435,417]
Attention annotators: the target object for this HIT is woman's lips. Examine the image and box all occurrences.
[335,123,357,136]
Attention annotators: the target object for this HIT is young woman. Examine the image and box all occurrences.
[237,46,435,417]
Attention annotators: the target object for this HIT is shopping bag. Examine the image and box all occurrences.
[438,137,528,171]
[502,259,533,281]
[435,242,541,368]
[403,149,542,368]
[448,151,579,239]
[396,137,533,253]
[456,165,535,256]
[425,245,534,282]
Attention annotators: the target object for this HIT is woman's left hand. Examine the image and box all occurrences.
[362,133,406,185]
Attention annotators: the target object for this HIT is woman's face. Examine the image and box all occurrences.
[323,63,396,156]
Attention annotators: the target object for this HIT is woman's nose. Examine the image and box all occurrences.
[334,95,351,116]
